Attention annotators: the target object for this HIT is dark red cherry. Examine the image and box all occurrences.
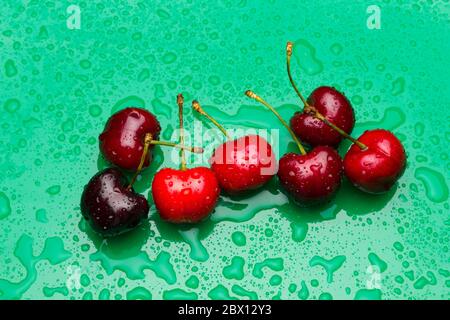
[80,168,149,236]
[210,135,277,193]
[344,129,406,194]
[277,146,343,206]
[290,86,355,148]
[99,107,161,171]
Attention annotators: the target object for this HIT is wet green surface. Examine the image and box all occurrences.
[0,1,449,299]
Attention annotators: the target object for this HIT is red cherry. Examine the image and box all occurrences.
[278,146,343,205]
[209,134,277,193]
[344,129,406,194]
[152,167,220,223]
[99,107,161,171]
[290,86,355,147]
[192,100,276,194]
[152,94,220,223]
[285,42,354,148]
[245,90,343,206]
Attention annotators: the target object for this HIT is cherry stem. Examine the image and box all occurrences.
[151,139,204,154]
[192,100,231,140]
[245,90,307,155]
[126,132,203,190]
[127,133,152,190]
[286,41,368,151]
[177,93,187,171]
[305,106,368,150]
[286,41,309,107]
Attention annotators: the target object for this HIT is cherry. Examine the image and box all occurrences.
[152,94,220,223]
[80,168,149,236]
[278,147,343,205]
[192,100,276,194]
[246,90,343,206]
[99,107,161,171]
[152,167,220,223]
[343,129,406,194]
[286,42,355,148]
[99,107,202,171]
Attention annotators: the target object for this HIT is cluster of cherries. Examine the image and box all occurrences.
[80,41,406,237]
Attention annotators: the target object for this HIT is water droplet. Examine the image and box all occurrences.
[4,59,18,77]
[179,228,209,262]
[46,185,61,195]
[292,39,323,75]
[309,255,346,283]
[35,208,48,223]
[0,192,12,219]
[4,98,21,113]
[354,289,381,300]
[223,256,245,280]
[391,77,405,96]
[252,258,284,278]
[89,104,102,117]
[127,286,152,300]
[415,167,449,203]
[368,253,387,273]
[162,52,177,64]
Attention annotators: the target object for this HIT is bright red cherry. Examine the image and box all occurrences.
[210,135,276,193]
[192,101,277,194]
[286,42,354,148]
[246,90,343,206]
[344,129,406,194]
[152,167,220,223]
[80,168,149,236]
[290,86,355,147]
[99,107,161,171]
[152,94,220,223]
[278,146,343,205]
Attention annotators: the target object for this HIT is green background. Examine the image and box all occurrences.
[0,0,449,300]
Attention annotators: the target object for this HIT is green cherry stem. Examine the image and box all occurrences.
[127,133,204,190]
[286,41,309,107]
[127,133,152,190]
[192,100,231,140]
[245,90,307,155]
[177,93,187,171]
[286,41,367,150]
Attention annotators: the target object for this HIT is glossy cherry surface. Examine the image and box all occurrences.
[152,167,220,223]
[80,168,149,236]
[290,86,355,148]
[210,135,277,194]
[277,146,343,206]
[99,107,161,171]
[344,129,406,194]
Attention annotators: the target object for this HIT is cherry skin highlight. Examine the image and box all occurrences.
[210,135,277,194]
[99,107,161,171]
[80,168,149,236]
[152,167,220,223]
[290,86,355,148]
[277,146,343,206]
[344,129,406,194]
